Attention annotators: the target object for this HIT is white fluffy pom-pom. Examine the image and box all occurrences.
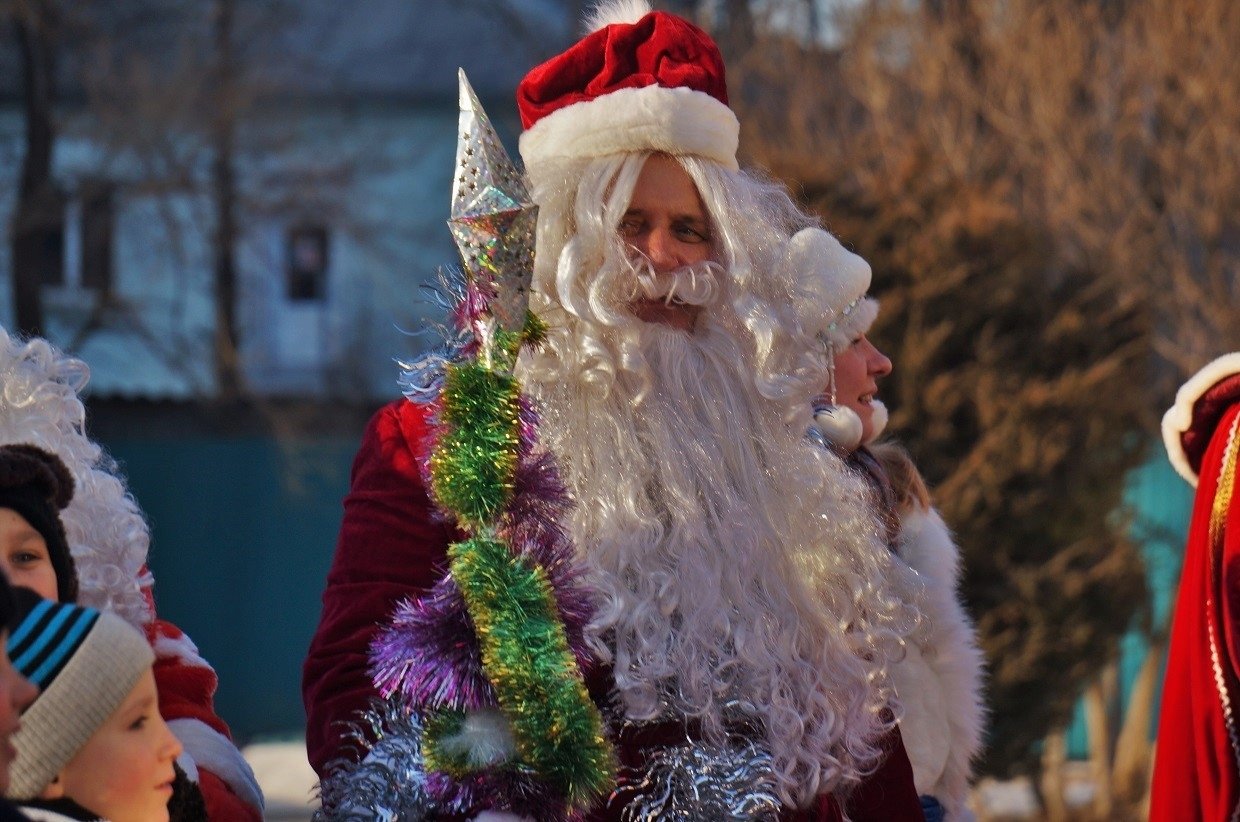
[865,400,889,444]
[584,0,653,33]
[436,708,517,768]
[813,405,864,451]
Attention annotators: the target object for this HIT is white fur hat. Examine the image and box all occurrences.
[781,227,878,348]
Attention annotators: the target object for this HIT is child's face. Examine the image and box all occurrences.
[55,669,182,822]
[0,629,39,795]
[0,509,59,601]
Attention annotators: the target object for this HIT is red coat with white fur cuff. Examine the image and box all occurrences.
[148,619,263,821]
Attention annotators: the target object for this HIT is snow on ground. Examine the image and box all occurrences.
[244,740,319,820]
[244,739,1084,821]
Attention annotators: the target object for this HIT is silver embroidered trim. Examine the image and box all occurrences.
[314,699,433,821]
[611,741,782,821]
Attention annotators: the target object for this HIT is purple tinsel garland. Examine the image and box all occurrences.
[369,432,599,708]
[370,269,606,818]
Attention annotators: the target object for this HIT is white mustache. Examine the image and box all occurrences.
[625,257,725,307]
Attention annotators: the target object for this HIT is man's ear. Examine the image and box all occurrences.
[38,772,66,800]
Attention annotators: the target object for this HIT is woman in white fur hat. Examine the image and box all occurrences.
[785,227,988,821]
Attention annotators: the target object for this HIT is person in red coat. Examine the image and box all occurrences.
[305,2,924,818]
[1151,352,1240,821]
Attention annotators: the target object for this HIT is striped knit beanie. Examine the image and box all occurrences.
[6,588,154,799]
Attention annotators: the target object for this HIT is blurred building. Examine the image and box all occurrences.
[0,2,1197,782]
[0,0,571,741]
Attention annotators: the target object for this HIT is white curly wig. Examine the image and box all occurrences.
[516,152,920,806]
[0,328,153,628]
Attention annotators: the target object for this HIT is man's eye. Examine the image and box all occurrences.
[675,224,708,243]
[618,218,642,236]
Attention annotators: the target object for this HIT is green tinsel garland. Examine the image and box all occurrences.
[428,363,522,527]
[489,311,547,371]
[422,337,616,809]
[447,536,615,804]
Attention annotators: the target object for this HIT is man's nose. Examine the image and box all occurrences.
[644,228,680,273]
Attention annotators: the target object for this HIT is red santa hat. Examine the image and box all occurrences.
[1163,352,1240,486]
[516,0,739,178]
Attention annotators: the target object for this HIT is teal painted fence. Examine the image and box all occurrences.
[1064,451,1195,755]
[101,435,358,743]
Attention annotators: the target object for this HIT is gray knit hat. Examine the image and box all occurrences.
[6,589,155,799]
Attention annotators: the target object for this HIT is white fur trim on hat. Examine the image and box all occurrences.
[830,296,879,348]
[1162,352,1240,487]
[519,84,739,177]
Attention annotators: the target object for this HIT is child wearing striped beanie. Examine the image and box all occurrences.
[5,589,183,821]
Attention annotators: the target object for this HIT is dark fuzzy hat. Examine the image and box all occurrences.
[0,444,77,602]
[0,560,14,628]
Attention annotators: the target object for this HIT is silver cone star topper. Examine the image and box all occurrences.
[449,68,537,334]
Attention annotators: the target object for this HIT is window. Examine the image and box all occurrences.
[286,224,329,301]
[79,180,115,292]
[32,186,67,287]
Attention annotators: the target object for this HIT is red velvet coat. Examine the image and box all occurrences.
[1151,363,1240,821]
[303,399,924,820]
[148,618,262,821]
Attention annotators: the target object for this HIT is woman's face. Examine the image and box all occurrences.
[832,333,893,446]
[0,509,59,601]
[53,669,181,822]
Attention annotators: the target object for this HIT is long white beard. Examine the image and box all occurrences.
[519,316,915,806]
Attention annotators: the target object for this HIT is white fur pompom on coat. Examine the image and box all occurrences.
[889,508,987,820]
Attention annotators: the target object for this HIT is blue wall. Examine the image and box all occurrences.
[101,435,358,743]
[1064,451,1195,755]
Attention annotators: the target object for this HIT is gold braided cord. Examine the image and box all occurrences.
[1206,409,1240,822]
[1210,412,1240,551]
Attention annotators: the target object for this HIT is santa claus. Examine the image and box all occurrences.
[304,3,923,818]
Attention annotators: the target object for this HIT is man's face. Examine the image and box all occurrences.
[619,154,714,332]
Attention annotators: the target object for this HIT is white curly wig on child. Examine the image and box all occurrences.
[0,328,153,627]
